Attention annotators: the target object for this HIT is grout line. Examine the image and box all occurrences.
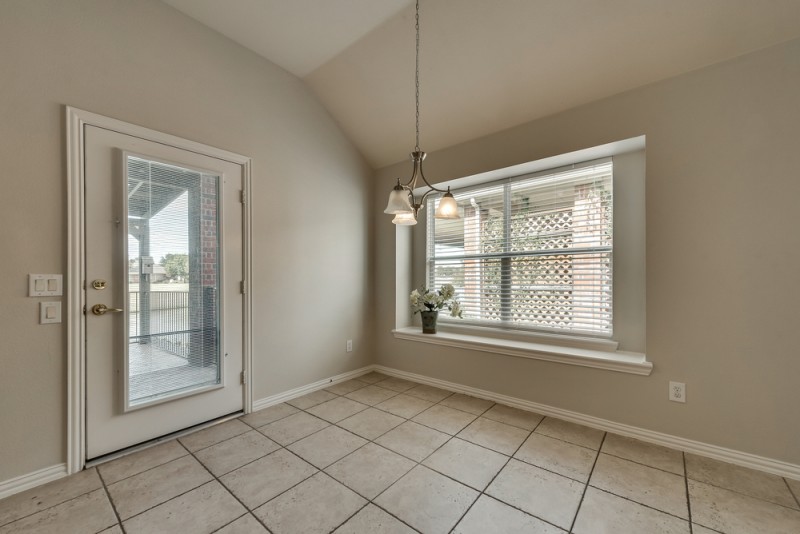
[342,391,403,406]
[188,448,277,534]
[247,453,321,512]
[198,443,284,479]
[365,453,447,531]
[322,421,407,466]
[0,377,375,533]
[262,418,336,448]
[208,512,249,534]
[105,441,275,530]
[190,438,285,479]
[195,478,272,533]
[365,500,424,533]
[332,431,426,534]
[372,400,436,418]
[322,379,371,395]
[306,400,371,423]
[326,502,372,533]
[445,456,513,531]
[39,383,565,531]
[101,449,192,488]
[91,444,198,533]
[785,477,800,509]
[378,386,418,395]
[685,475,800,512]
[95,468,127,534]
[365,504,424,533]
[480,412,542,432]
[580,446,696,524]
[589,448,780,515]
[415,384,576,533]
[239,407,302,430]
[27,376,785,534]
[85,413,244,471]
[114,479,222,526]
[404,413,479,438]
[452,408,544,531]
[448,411,563,533]
[509,455,595,486]
[245,393,408,489]
[582,449,793,520]
[689,522,725,534]
[317,471,423,534]
[491,417,573,532]
[0,478,104,528]
[324,382,475,532]
[598,450,686,477]
[581,485,696,526]
[684,452,694,534]
[430,415,604,490]
[439,405,496,419]
[568,431,606,533]
[180,424,251,455]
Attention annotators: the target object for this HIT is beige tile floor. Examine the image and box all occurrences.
[2,372,800,533]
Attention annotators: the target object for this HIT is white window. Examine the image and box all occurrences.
[427,159,613,337]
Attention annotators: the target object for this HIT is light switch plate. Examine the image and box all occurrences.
[40,301,61,324]
[29,274,63,297]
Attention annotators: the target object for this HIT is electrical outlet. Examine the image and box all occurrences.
[669,381,686,403]
[346,339,353,352]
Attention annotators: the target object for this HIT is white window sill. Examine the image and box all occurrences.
[392,327,652,376]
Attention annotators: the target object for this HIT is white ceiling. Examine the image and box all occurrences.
[164,0,800,168]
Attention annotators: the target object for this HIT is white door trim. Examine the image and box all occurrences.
[66,106,253,475]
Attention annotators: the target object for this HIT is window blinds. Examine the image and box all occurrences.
[427,159,613,336]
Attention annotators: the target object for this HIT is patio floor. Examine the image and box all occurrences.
[128,342,218,405]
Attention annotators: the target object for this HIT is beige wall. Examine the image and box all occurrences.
[1,0,798,486]
[0,0,373,481]
[375,38,800,464]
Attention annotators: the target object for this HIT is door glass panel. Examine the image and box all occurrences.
[125,155,221,409]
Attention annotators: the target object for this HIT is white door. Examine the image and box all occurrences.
[84,125,244,459]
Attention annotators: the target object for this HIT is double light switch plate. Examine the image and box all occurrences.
[29,274,63,297]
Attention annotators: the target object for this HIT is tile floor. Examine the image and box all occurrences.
[2,372,799,533]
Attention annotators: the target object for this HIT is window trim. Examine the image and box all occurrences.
[395,136,649,375]
[392,327,652,376]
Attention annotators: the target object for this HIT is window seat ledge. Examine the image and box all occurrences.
[392,327,652,376]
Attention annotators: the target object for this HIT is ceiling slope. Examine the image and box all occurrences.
[162,0,412,77]
[164,0,800,168]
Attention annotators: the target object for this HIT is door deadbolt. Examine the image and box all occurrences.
[91,279,107,290]
[91,304,124,315]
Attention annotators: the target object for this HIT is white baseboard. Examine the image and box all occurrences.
[0,463,67,500]
[8,362,794,501]
[2,366,375,500]
[252,365,376,412]
[374,365,800,481]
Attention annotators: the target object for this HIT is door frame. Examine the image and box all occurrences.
[66,106,253,474]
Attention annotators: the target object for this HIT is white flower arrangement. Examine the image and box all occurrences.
[410,284,463,318]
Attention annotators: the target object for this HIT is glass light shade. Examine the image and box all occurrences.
[434,191,460,219]
[392,212,418,225]
[384,187,414,214]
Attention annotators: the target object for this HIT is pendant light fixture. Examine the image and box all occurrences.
[384,0,460,225]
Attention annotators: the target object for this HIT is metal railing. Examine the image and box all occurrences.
[128,289,218,365]
[129,291,191,358]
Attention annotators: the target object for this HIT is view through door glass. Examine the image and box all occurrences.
[126,155,221,409]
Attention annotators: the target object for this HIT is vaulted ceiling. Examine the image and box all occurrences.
[163,0,800,168]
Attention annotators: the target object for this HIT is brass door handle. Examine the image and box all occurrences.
[91,304,124,315]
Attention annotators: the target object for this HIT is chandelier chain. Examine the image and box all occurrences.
[415,0,420,151]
